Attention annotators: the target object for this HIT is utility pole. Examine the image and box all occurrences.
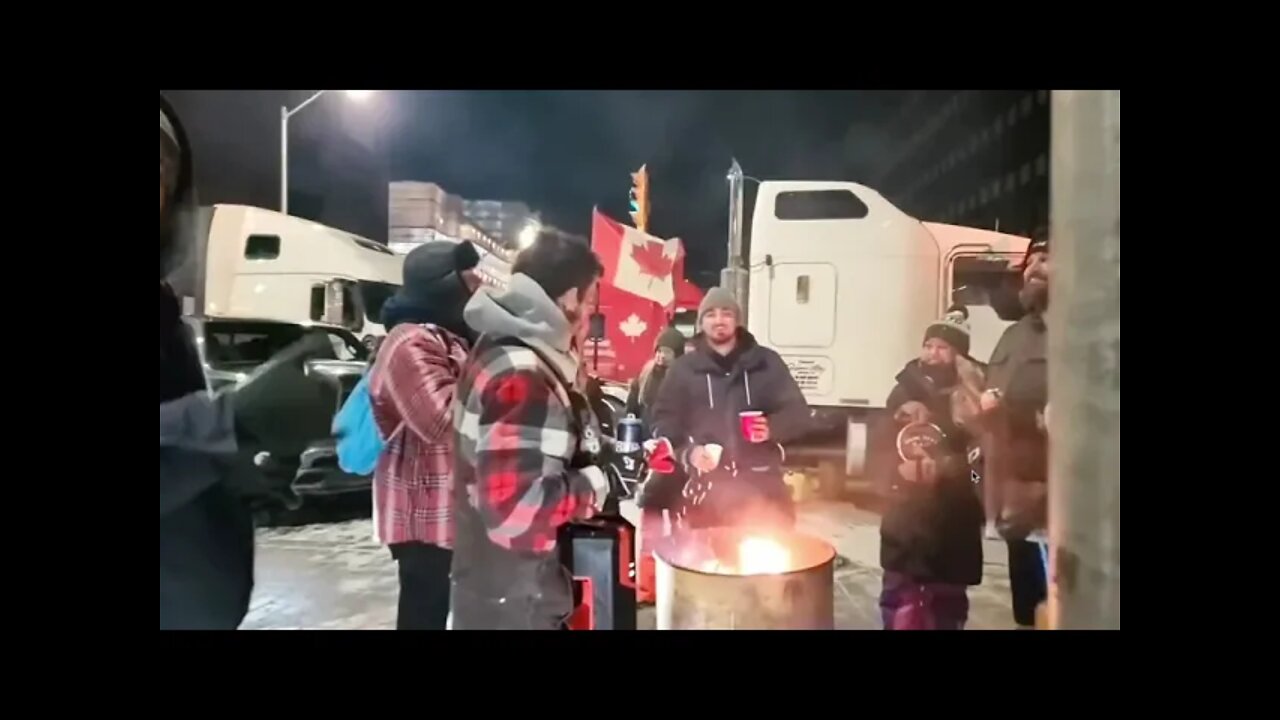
[723,159,749,322]
[1048,90,1121,629]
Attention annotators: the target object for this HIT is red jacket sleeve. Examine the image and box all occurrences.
[374,326,461,444]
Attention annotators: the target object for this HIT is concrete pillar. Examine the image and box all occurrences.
[1048,90,1121,629]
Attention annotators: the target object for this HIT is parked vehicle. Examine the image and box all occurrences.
[184,316,372,509]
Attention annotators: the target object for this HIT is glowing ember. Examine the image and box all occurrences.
[688,535,794,575]
[738,536,792,575]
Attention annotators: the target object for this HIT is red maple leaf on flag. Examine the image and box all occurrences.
[631,241,674,285]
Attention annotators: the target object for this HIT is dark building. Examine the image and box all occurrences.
[869,90,1051,239]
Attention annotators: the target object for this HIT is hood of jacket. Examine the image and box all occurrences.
[463,273,578,380]
[160,93,198,281]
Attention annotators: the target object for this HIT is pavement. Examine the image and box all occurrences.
[242,498,1017,631]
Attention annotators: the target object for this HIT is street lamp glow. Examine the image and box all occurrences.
[281,90,375,215]
[518,223,540,250]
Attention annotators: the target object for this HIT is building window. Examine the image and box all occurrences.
[1022,95,1034,117]
[979,187,990,204]
[1038,89,1050,105]
[1008,107,1018,127]
[995,115,1004,136]
[1006,173,1017,193]
[970,136,979,154]
[1021,163,1033,185]
[980,127,990,145]
[991,180,1001,199]
[1036,154,1048,176]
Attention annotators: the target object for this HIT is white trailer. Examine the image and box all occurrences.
[187,204,404,349]
[738,180,1030,480]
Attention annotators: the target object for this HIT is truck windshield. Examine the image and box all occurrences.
[203,321,368,368]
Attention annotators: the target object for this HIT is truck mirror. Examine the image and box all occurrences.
[588,312,607,341]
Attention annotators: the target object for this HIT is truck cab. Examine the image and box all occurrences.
[744,181,1028,478]
[182,204,404,351]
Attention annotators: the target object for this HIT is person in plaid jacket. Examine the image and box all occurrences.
[369,240,481,630]
[449,231,610,630]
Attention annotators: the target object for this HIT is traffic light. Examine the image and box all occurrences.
[629,164,649,232]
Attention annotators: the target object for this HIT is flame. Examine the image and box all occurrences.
[737,536,792,575]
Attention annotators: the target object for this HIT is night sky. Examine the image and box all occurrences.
[164,90,912,284]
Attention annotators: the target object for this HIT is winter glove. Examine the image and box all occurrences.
[644,437,676,474]
[224,333,337,460]
[579,465,611,512]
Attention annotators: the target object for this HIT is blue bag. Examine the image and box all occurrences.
[333,373,401,476]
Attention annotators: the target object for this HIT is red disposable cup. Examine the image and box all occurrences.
[739,411,767,443]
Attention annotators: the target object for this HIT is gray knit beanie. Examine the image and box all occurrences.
[698,286,742,323]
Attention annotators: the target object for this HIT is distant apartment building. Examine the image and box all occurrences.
[387,181,514,285]
[462,199,538,249]
[871,89,1051,239]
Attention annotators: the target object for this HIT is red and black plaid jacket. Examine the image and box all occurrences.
[369,324,469,548]
[452,337,599,555]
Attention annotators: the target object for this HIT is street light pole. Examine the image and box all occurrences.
[280,104,290,215]
[280,90,372,216]
[280,90,330,216]
[723,159,749,323]
[1048,89,1121,629]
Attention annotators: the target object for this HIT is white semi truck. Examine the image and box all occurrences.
[728,173,1030,486]
[177,204,404,349]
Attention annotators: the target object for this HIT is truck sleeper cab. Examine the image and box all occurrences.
[744,181,1029,480]
[190,204,404,350]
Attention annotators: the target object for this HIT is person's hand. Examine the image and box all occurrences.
[951,387,982,428]
[897,457,939,485]
[228,334,336,458]
[689,445,720,473]
[580,466,610,512]
[894,401,931,425]
[980,389,1003,414]
[644,437,676,474]
[954,354,986,394]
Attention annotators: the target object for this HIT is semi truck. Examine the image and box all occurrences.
[728,173,1030,489]
[173,204,404,350]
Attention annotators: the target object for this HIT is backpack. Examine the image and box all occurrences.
[333,372,403,476]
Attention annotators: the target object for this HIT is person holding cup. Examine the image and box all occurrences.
[650,288,811,530]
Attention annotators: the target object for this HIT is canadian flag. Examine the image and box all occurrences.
[592,209,682,309]
[584,281,667,383]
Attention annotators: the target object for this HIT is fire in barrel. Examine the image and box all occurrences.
[653,527,836,630]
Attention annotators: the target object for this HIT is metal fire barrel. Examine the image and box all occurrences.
[653,527,835,630]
